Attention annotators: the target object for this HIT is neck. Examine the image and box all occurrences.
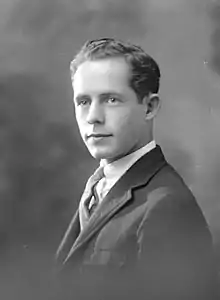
[101,139,154,165]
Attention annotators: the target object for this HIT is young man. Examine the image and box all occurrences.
[56,38,218,300]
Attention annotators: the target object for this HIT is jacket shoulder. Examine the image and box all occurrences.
[139,162,210,231]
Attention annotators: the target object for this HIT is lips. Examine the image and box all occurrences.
[87,133,112,139]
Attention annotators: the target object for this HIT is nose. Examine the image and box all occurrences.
[86,101,104,124]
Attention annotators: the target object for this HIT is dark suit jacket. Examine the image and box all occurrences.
[56,146,218,300]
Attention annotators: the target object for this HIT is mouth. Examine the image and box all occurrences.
[87,133,112,140]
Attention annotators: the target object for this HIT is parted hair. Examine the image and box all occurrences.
[70,38,160,101]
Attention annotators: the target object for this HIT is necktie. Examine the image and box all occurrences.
[79,167,105,231]
[84,166,105,215]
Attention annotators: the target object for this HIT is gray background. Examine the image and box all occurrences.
[0,0,219,298]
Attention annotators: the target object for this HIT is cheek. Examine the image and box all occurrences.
[110,113,138,144]
[76,120,86,141]
[111,107,131,126]
[76,111,85,129]
[75,109,83,122]
[114,110,140,133]
[120,114,145,147]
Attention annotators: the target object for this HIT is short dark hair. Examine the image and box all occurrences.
[70,38,160,101]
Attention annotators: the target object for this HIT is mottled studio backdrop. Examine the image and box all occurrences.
[0,0,219,298]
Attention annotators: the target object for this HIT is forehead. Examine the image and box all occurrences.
[72,58,131,94]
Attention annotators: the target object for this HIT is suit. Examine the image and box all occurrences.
[56,145,218,300]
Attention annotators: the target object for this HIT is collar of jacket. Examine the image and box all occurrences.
[57,145,167,267]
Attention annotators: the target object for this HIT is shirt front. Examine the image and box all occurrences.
[96,140,156,202]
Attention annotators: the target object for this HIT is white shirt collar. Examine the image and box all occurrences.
[100,140,156,181]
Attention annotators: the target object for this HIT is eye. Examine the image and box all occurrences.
[80,99,89,106]
[76,97,90,106]
[107,96,119,104]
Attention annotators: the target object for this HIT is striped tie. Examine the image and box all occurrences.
[85,166,105,215]
[79,167,105,230]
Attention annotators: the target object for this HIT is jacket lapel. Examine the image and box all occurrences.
[56,209,80,265]
[63,189,132,264]
[61,145,167,266]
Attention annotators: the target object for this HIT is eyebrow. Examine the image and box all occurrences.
[74,94,90,102]
[99,92,122,98]
[75,92,122,101]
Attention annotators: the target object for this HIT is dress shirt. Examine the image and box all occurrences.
[96,140,156,202]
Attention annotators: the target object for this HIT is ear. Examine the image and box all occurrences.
[143,93,161,120]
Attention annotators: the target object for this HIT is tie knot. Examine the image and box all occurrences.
[90,166,104,184]
[85,166,105,192]
[81,166,105,204]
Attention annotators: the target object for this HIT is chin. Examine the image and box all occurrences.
[89,148,117,162]
[90,152,110,161]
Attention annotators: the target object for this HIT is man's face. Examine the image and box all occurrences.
[73,57,151,163]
